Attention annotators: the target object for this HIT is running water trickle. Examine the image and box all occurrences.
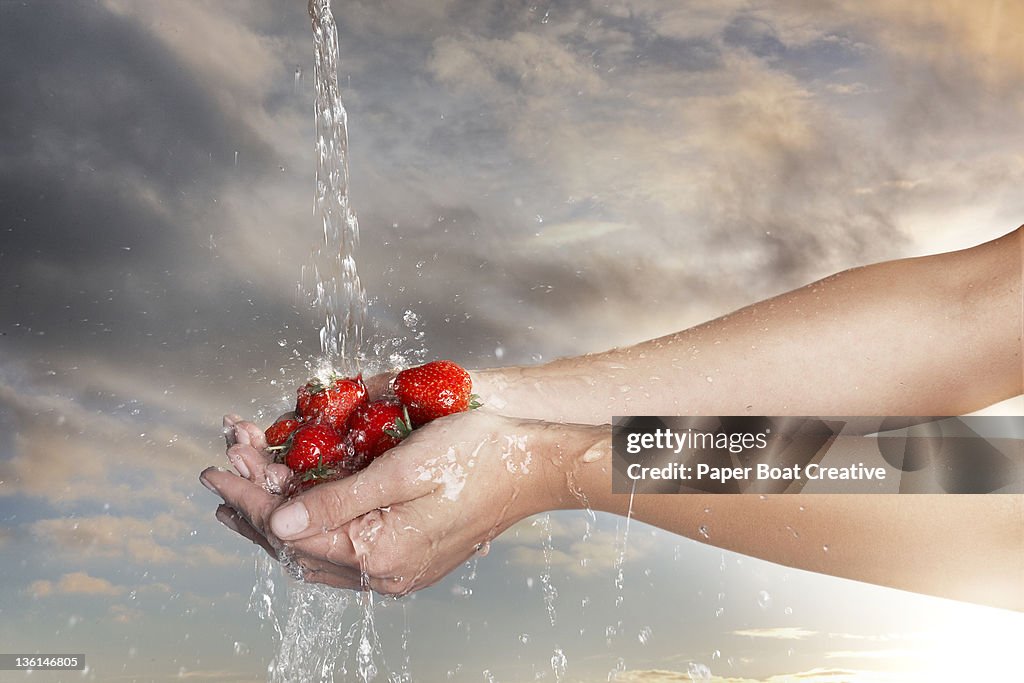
[303,0,367,375]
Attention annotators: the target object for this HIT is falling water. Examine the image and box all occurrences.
[303,0,367,375]
[252,2,380,681]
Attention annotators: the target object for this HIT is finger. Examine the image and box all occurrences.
[201,466,279,533]
[216,504,363,586]
[288,517,360,567]
[302,566,366,591]
[223,414,243,446]
[233,420,269,453]
[265,463,293,495]
[268,447,430,541]
[226,443,273,483]
[363,372,395,401]
[216,504,278,560]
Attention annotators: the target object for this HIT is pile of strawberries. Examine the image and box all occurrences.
[264,360,480,495]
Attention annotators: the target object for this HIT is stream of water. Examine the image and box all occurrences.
[302,0,366,376]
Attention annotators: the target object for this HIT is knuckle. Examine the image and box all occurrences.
[307,481,350,522]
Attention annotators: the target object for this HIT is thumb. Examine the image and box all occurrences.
[268,448,427,541]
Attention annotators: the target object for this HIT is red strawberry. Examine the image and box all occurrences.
[393,360,480,426]
[346,400,412,468]
[265,418,300,447]
[295,376,368,429]
[282,423,347,473]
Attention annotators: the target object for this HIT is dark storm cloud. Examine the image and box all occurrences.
[0,1,278,351]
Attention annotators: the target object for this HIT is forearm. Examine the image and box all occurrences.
[475,228,1023,423]
[539,426,1024,610]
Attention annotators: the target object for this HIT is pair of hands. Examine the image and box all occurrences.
[200,379,598,594]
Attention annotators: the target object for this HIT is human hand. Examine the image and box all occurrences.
[205,409,607,594]
[201,414,369,589]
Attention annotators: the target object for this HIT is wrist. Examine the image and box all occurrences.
[521,420,613,517]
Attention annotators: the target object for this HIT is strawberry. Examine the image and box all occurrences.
[295,376,368,429]
[281,423,347,473]
[264,418,300,447]
[393,360,480,426]
[346,400,412,468]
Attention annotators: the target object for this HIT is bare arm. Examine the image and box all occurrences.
[206,227,1023,609]
[553,425,1024,611]
[474,227,1023,422]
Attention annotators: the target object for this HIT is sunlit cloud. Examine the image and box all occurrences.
[109,604,145,623]
[500,514,660,576]
[29,514,241,568]
[733,627,818,640]
[28,571,122,598]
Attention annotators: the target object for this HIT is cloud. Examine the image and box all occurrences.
[109,604,145,623]
[28,513,241,568]
[733,627,818,640]
[29,571,122,598]
[500,514,661,577]
[0,369,220,509]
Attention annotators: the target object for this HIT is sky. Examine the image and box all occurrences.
[0,0,1022,681]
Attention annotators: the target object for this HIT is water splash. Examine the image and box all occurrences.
[303,0,367,374]
[535,513,559,626]
[551,648,567,682]
[613,479,637,608]
[265,580,356,683]
[687,661,712,681]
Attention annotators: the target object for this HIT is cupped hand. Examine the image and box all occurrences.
[201,414,367,590]
[205,405,605,594]
[265,409,593,594]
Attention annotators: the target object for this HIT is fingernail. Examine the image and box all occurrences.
[271,502,309,539]
[228,451,251,479]
[200,470,221,495]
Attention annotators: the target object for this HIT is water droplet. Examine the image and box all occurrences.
[822,544,830,553]
[705,376,714,383]
[519,633,530,644]
[698,524,710,539]
[711,649,721,660]
[494,346,505,360]
[784,606,793,615]
[403,310,420,328]
[687,662,712,680]
[551,648,567,682]
[757,590,772,610]
[277,338,288,347]
[638,626,652,645]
